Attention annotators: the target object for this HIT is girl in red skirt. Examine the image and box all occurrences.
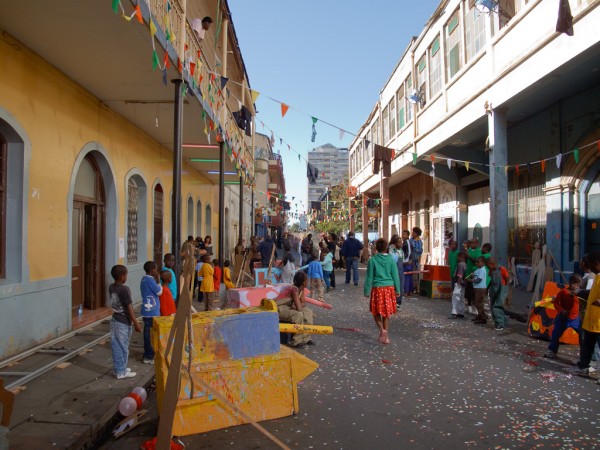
[364,238,401,344]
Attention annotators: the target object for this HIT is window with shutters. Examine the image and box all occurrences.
[429,36,442,98]
[389,97,396,140]
[416,55,427,108]
[396,85,405,130]
[446,10,462,79]
[464,0,487,62]
[382,106,389,144]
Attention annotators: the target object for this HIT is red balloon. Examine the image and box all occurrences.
[128,392,143,409]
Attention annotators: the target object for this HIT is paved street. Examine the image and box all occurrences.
[98,269,600,449]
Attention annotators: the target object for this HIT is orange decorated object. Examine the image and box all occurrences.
[422,265,451,281]
[528,282,579,345]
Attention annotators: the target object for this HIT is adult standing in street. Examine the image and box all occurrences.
[301,233,314,266]
[326,233,338,289]
[409,227,423,294]
[258,234,275,268]
[401,230,412,294]
[364,238,401,344]
[341,231,363,286]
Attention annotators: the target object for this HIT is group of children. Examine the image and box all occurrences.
[297,247,336,302]
[108,251,237,379]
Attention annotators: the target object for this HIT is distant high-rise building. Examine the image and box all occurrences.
[307,144,348,203]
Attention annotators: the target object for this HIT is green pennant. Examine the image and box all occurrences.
[311,117,318,124]
[412,152,418,165]
[166,28,170,42]
[298,154,301,161]
[152,50,159,71]
[112,0,120,14]
[574,148,580,164]
[202,110,206,120]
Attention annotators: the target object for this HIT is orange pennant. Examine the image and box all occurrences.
[281,103,289,118]
[177,58,182,73]
[135,4,143,23]
[541,160,546,173]
[516,165,520,176]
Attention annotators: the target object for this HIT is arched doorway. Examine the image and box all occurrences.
[196,199,202,238]
[72,155,105,315]
[586,174,600,254]
[153,184,163,267]
[205,204,212,239]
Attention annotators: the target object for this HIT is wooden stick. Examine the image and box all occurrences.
[265,244,276,284]
[546,248,568,285]
[279,324,333,334]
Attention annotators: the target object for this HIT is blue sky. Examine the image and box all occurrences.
[229,1,440,220]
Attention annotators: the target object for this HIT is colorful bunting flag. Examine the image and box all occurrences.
[251,89,260,103]
[412,153,417,165]
[505,166,509,175]
[134,4,143,23]
[556,153,562,168]
[516,165,520,176]
[220,76,228,89]
[112,0,120,14]
[541,160,546,173]
[149,19,157,37]
[339,129,345,140]
[447,158,452,170]
[281,103,289,118]
[574,148,580,164]
[465,161,470,171]
[152,50,159,70]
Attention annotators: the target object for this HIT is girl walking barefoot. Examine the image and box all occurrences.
[364,238,401,344]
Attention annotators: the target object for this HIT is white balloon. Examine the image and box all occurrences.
[132,386,147,403]
[118,396,137,417]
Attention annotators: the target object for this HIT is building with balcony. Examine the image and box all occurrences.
[349,0,600,279]
[307,144,349,203]
[0,0,257,358]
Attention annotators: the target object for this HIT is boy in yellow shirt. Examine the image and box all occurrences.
[198,254,218,311]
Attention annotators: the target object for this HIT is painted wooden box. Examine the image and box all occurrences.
[228,284,309,309]
[151,307,280,365]
[419,279,452,299]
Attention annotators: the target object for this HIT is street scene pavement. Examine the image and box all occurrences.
[95,268,600,450]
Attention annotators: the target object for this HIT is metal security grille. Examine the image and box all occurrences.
[127,178,139,263]
[508,166,546,264]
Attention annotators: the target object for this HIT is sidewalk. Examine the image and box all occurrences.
[5,319,155,449]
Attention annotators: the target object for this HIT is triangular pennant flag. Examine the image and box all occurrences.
[541,159,546,173]
[447,158,452,170]
[574,148,580,164]
[465,161,470,171]
[339,129,345,140]
[281,103,289,118]
[505,166,509,175]
[365,140,370,149]
[412,153,417,165]
[311,117,318,124]
[163,52,170,68]
[149,19,157,37]
[135,4,143,23]
[123,12,133,22]
[556,153,562,168]
[250,89,260,103]
[220,76,228,89]
[298,154,301,161]
[166,1,171,12]
[112,0,120,14]
[516,165,520,176]
[162,68,167,86]
[189,62,195,76]
[152,50,159,70]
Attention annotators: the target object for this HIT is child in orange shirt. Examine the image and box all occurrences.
[544,274,582,358]
[159,270,177,316]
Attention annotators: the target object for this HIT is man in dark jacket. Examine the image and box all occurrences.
[258,235,275,268]
[341,231,364,286]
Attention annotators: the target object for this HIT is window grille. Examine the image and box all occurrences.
[127,178,139,263]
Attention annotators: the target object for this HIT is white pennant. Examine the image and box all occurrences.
[556,153,562,169]
[339,129,345,140]
[447,158,452,170]
[430,169,435,178]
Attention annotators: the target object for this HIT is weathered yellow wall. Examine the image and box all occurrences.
[0,33,215,281]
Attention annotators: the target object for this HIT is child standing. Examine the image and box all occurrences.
[364,238,401,344]
[487,257,508,331]
[467,256,488,325]
[449,252,467,319]
[212,259,222,310]
[140,261,162,364]
[162,253,178,303]
[276,271,315,349]
[109,265,141,379]
[320,247,334,292]
[196,257,204,302]
[543,274,581,358]
[198,255,217,311]
[159,270,177,316]
[223,260,235,289]
[299,250,325,301]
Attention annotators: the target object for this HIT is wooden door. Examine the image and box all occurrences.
[71,201,84,315]
[83,203,105,310]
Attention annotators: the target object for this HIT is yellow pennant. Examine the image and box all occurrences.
[149,19,157,37]
[251,89,260,103]
[465,161,470,171]
[504,166,509,175]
